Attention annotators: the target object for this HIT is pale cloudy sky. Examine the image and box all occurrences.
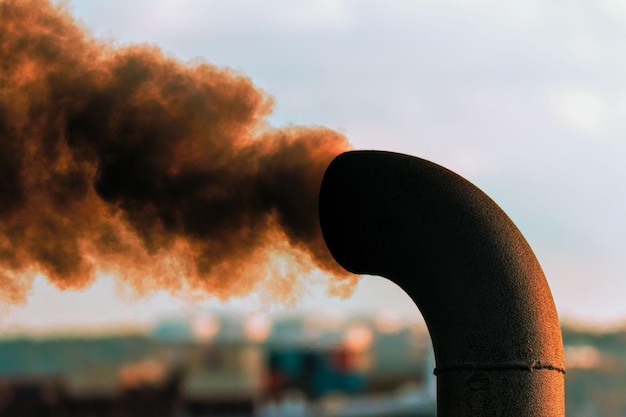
[3,0,626,333]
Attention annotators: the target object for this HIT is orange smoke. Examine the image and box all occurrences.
[0,0,354,304]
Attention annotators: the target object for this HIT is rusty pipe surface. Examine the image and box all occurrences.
[319,150,565,416]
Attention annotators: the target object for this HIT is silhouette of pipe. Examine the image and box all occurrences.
[319,150,565,416]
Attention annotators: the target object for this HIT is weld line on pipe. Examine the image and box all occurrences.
[434,362,566,375]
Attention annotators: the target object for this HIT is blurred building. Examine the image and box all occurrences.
[0,312,435,417]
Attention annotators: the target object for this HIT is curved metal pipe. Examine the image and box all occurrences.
[319,150,565,416]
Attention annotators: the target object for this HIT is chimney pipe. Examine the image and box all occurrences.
[319,150,565,416]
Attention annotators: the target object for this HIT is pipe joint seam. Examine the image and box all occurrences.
[434,362,566,375]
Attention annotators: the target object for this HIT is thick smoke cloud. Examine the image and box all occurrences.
[0,0,354,303]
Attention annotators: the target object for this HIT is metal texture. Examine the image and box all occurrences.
[319,150,565,416]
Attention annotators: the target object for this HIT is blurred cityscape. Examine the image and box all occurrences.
[0,312,625,416]
[0,311,435,417]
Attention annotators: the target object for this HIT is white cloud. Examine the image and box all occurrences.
[545,87,612,138]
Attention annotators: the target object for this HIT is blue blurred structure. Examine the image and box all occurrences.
[266,348,364,399]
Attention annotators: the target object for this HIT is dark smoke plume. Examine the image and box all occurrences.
[0,0,354,304]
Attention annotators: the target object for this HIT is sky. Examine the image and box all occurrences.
[3,0,626,333]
